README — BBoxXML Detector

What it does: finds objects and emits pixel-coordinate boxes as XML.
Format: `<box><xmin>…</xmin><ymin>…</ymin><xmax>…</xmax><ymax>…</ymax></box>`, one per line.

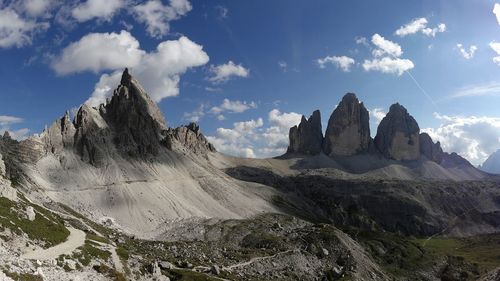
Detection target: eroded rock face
<box><xmin>103</xmin><ymin>68</ymin><xmax>167</xmax><ymax>158</ymax></box>
<box><xmin>74</xmin><ymin>104</ymin><xmax>109</xmax><ymax>166</ymax></box>
<box><xmin>39</xmin><ymin>69</ymin><xmax>215</xmax><ymax>166</ymax></box>
<box><xmin>419</xmin><ymin>133</ymin><xmax>443</xmax><ymax>163</ymax></box>
<box><xmin>374</xmin><ymin>103</ymin><xmax>420</xmax><ymax>161</ymax></box>
<box><xmin>164</xmin><ymin>123</ymin><xmax>216</xmax><ymax>155</ymax></box>
<box><xmin>42</xmin><ymin>111</ymin><xmax>76</xmax><ymax>154</ymax></box>
<box><xmin>323</xmin><ymin>93</ymin><xmax>370</xmax><ymax>156</ymax></box>
<box><xmin>287</xmin><ymin>110</ymin><xmax>323</xmax><ymax>155</ymax></box>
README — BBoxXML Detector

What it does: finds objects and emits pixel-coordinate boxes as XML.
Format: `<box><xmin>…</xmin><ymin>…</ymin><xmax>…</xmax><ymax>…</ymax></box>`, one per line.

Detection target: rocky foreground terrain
<box><xmin>0</xmin><ymin>69</ymin><xmax>500</xmax><ymax>280</ymax></box>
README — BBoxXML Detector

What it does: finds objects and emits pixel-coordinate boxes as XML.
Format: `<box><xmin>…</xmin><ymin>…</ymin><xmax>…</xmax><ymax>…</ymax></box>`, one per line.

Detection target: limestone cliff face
<box><xmin>419</xmin><ymin>133</ymin><xmax>443</xmax><ymax>163</ymax></box>
<box><xmin>287</xmin><ymin>110</ymin><xmax>323</xmax><ymax>155</ymax></box>
<box><xmin>42</xmin><ymin>111</ymin><xmax>76</xmax><ymax>154</ymax></box>
<box><xmin>38</xmin><ymin>69</ymin><xmax>215</xmax><ymax>167</ymax></box>
<box><xmin>374</xmin><ymin>103</ymin><xmax>420</xmax><ymax>161</ymax></box>
<box><xmin>323</xmin><ymin>93</ymin><xmax>370</xmax><ymax>156</ymax></box>
<box><xmin>164</xmin><ymin>123</ymin><xmax>216</xmax><ymax>155</ymax></box>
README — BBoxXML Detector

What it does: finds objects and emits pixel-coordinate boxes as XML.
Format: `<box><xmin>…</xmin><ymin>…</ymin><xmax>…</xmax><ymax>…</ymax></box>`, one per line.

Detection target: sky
<box><xmin>1</xmin><ymin>0</ymin><xmax>500</xmax><ymax>165</ymax></box>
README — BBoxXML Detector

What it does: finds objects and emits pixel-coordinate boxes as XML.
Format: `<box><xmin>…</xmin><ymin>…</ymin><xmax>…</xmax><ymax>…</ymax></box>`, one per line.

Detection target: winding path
<box><xmin>22</xmin><ymin>227</ymin><xmax>86</xmax><ymax>260</ymax></box>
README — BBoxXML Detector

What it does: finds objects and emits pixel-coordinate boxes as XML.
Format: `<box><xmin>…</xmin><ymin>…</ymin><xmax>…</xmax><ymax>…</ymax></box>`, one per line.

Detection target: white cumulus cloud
<box><xmin>24</xmin><ymin>0</ymin><xmax>53</xmax><ymax>16</ymax></box>
<box><xmin>395</xmin><ymin>17</ymin><xmax>446</xmax><ymax>37</ymax></box>
<box><xmin>52</xmin><ymin>30</ymin><xmax>145</xmax><ymax>75</ymax></box>
<box><xmin>0</xmin><ymin>115</ymin><xmax>29</xmax><ymax>140</ymax></box>
<box><xmin>489</xmin><ymin>41</ymin><xmax>500</xmax><ymax>65</ymax></box>
<box><xmin>317</xmin><ymin>55</ymin><xmax>355</xmax><ymax>72</ymax></box>
<box><xmin>72</xmin><ymin>0</ymin><xmax>124</xmax><ymax>22</ymax></box>
<box><xmin>369</xmin><ymin>108</ymin><xmax>386</xmax><ymax>124</ymax></box>
<box><xmin>456</xmin><ymin>44</ymin><xmax>477</xmax><ymax>60</ymax></box>
<box><xmin>0</xmin><ymin>8</ymin><xmax>49</xmax><ymax>48</ymax></box>
<box><xmin>209</xmin><ymin>99</ymin><xmax>257</xmax><ymax>114</ymax></box>
<box><xmin>494</xmin><ymin>3</ymin><xmax>500</xmax><ymax>25</ymax></box>
<box><xmin>132</xmin><ymin>0</ymin><xmax>192</xmax><ymax>38</ymax></box>
<box><xmin>77</xmin><ymin>34</ymin><xmax>209</xmax><ymax>106</ymax></box>
<box><xmin>208</xmin><ymin>61</ymin><xmax>249</xmax><ymax>84</ymax></box>
<box><xmin>371</xmin><ymin>33</ymin><xmax>403</xmax><ymax>57</ymax></box>
<box><xmin>362</xmin><ymin>57</ymin><xmax>414</xmax><ymax>76</ymax></box>
<box><xmin>207</xmin><ymin>109</ymin><xmax>301</xmax><ymax>158</ymax></box>
<box><xmin>423</xmin><ymin>113</ymin><xmax>500</xmax><ymax>165</ymax></box>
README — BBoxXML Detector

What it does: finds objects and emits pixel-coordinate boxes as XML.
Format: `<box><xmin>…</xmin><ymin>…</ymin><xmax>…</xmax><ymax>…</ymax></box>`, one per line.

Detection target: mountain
<box><xmin>480</xmin><ymin>149</ymin><xmax>500</xmax><ymax>174</ymax></box>
<box><xmin>0</xmin><ymin>71</ymin><xmax>500</xmax><ymax>280</ymax></box>
<box><xmin>284</xmin><ymin>93</ymin><xmax>485</xmax><ymax>181</ymax></box>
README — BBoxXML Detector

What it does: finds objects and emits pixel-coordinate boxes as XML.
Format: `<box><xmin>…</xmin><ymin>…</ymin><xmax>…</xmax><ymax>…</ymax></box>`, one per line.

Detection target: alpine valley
<box><xmin>1</xmin><ymin>69</ymin><xmax>500</xmax><ymax>281</ymax></box>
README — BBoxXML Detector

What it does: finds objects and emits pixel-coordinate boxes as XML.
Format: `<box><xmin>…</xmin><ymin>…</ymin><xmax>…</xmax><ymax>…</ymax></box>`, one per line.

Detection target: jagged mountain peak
<box><xmin>323</xmin><ymin>92</ymin><xmax>371</xmax><ymax>156</ymax></box>
<box><xmin>106</xmin><ymin>68</ymin><xmax>167</xmax><ymax>130</ymax></box>
<box><xmin>287</xmin><ymin>110</ymin><xmax>323</xmax><ymax>155</ymax></box>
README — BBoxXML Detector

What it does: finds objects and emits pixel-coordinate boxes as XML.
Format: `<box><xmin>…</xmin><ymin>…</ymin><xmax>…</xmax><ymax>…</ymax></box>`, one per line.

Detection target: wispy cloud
<box><xmin>447</xmin><ymin>82</ymin><xmax>500</xmax><ymax>99</ymax></box>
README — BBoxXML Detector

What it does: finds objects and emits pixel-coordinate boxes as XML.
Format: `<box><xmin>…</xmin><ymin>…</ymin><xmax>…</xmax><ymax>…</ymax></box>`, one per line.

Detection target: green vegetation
<box><xmin>72</xmin><ymin>240</ymin><xmax>111</xmax><ymax>266</ymax></box>
<box><xmin>166</xmin><ymin>269</ymin><xmax>221</xmax><ymax>281</ymax></box>
<box><xmin>415</xmin><ymin>235</ymin><xmax>500</xmax><ymax>273</ymax></box>
<box><xmin>93</xmin><ymin>264</ymin><xmax>127</xmax><ymax>281</ymax></box>
<box><xmin>3</xmin><ymin>271</ymin><xmax>43</xmax><ymax>281</ymax></box>
<box><xmin>116</xmin><ymin>245</ymin><xmax>129</xmax><ymax>261</ymax></box>
<box><xmin>0</xmin><ymin>197</ymin><xmax>69</xmax><ymax>247</ymax></box>
<box><xmin>87</xmin><ymin>233</ymin><xmax>110</xmax><ymax>244</ymax></box>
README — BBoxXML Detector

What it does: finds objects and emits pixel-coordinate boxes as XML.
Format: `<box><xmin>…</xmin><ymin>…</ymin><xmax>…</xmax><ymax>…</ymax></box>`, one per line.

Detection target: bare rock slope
<box><xmin>15</xmin><ymin>69</ymin><xmax>279</xmax><ymax>238</ymax></box>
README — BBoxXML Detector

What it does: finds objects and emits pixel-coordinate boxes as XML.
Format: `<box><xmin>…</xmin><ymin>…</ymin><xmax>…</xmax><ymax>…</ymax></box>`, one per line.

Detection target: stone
<box><xmin>26</xmin><ymin>206</ymin><xmax>36</xmax><ymax>221</ymax></box>
<box><xmin>287</xmin><ymin>110</ymin><xmax>323</xmax><ymax>155</ymax></box>
<box><xmin>322</xmin><ymin>248</ymin><xmax>329</xmax><ymax>256</ymax></box>
<box><xmin>159</xmin><ymin>261</ymin><xmax>174</xmax><ymax>270</ymax></box>
<box><xmin>374</xmin><ymin>103</ymin><xmax>420</xmax><ymax>161</ymax></box>
<box><xmin>419</xmin><ymin>133</ymin><xmax>443</xmax><ymax>163</ymax></box>
<box><xmin>0</xmin><ymin>153</ymin><xmax>5</xmax><ymax>177</ymax></box>
<box><xmin>211</xmin><ymin>264</ymin><xmax>221</xmax><ymax>275</ymax></box>
<box><xmin>323</xmin><ymin>93</ymin><xmax>371</xmax><ymax>156</ymax></box>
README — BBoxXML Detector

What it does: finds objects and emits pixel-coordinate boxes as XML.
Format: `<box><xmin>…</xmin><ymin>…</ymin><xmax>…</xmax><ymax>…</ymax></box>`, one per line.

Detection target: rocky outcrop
<box><xmin>287</xmin><ymin>110</ymin><xmax>323</xmax><ymax>155</ymax></box>
<box><xmin>419</xmin><ymin>133</ymin><xmax>443</xmax><ymax>163</ymax></box>
<box><xmin>164</xmin><ymin>123</ymin><xmax>216</xmax><ymax>155</ymax></box>
<box><xmin>374</xmin><ymin>103</ymin><xmax>420</xmax><ymax>161</ymax></box>
<box><xmin>323</xmin><ymin>93</ymin><xmax>370</xmax><ymax>156</ymax></box>
<box><xmin>102</xmin><ymin>68</ymin><xmax>167</xmax><ymax>157</ymax></box>
<box><xmin>42</xmin><ymin>111</ymin><xmax>76</xmax><ymax>154</ymax></box>
<box><xmin>74</xmin><ymin>104</ymin><xmax>109</xmax><ymax>166</ymax></box>
<box><xmin>37</xmin><ymin>69</ymin><xmax>215</xmax><ymax>166</ymax></box>
<box><xmin>441</xmin><ymin>152</ymin><xmax>473</xmax><ymax>168</ymax></box>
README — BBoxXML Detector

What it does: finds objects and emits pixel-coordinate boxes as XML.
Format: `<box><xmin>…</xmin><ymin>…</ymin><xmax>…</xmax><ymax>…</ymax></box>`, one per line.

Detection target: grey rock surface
<box><xmin>323</xmin><ymin>93</ymin><xmax>370</xmax><ymax>156</ymax></box>
<box><xmin>419</xmin><ymin>133</ymin><xmax>443</xmax><ymax>163</ymax></box>
<box><xmin>374</xmin><ymin>103</ymin><xmax>420</xmax><ymax>161</ymax></box>
<box><xmin>287</xmin><ymin>110</ymin><xmax>323</xmax><ymax>155</ymax></box>
<box><xmin>163</xmin><ymin>122</ymin><xmax>216</xmax><ymax>155</ymax></box>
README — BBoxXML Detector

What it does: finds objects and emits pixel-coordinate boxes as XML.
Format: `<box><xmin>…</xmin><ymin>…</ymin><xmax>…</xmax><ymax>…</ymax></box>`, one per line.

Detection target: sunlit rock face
<box><xmin>374</xmin><ymin>103</ymin><xmax>420</xmax><ymax>161</ymax></box>
<box><xmin>323</xmin><ymin>93</ymin><xmax>370</xmax><ymax>156</ymax></box>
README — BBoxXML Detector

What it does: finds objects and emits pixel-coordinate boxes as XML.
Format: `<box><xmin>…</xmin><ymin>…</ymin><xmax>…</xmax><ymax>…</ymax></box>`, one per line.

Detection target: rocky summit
<box><xmin>419</xmin><ymin>132</ymin><xmax>444</xmax><ymax>163</ymax></box>
<box><xmin>0</xmin><ymin>71</ymin><xmax>498</xmax><ymax>281</ymax></box>
<box><xmin>287</xmin><ymin>110</ymin><xmax>323</xmax><ymax>155</ymax></box>
<box><xmin>374</xmin><ymin>103</ymin><xmax>420</xmax><ymax>161</ymax></box>
<box><xmin>323</xmin><ymin>93</ymin><xmax>371</xmax><ymax>156</ymax></box>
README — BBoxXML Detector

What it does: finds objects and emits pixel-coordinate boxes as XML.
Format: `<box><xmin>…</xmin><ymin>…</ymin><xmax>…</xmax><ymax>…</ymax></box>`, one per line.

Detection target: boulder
<box><xmin>374</xmin><ymin>103</ymin><xmax>420</xmax><ymax>161</ymax></box>
<box><xmin>323</xmin><ymin>93</ymin><xmax>370</xmax><ymax>156</ymax></box>
<box><xmin>419</xmin><ymin>133</ymin><xmax>443</xmax><ymax>163</ymax></box>
<box><xmin>287</xmin><ymin>110</ymin><xmax>323</xmax><ymax>155</ymax></box>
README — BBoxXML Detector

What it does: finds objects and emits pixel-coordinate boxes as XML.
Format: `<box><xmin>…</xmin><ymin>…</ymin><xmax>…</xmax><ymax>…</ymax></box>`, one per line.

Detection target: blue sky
<box><xmin>1</xmin><ymin>0</ymin><xmax>500</xmax><ymax>164</ymax></box>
